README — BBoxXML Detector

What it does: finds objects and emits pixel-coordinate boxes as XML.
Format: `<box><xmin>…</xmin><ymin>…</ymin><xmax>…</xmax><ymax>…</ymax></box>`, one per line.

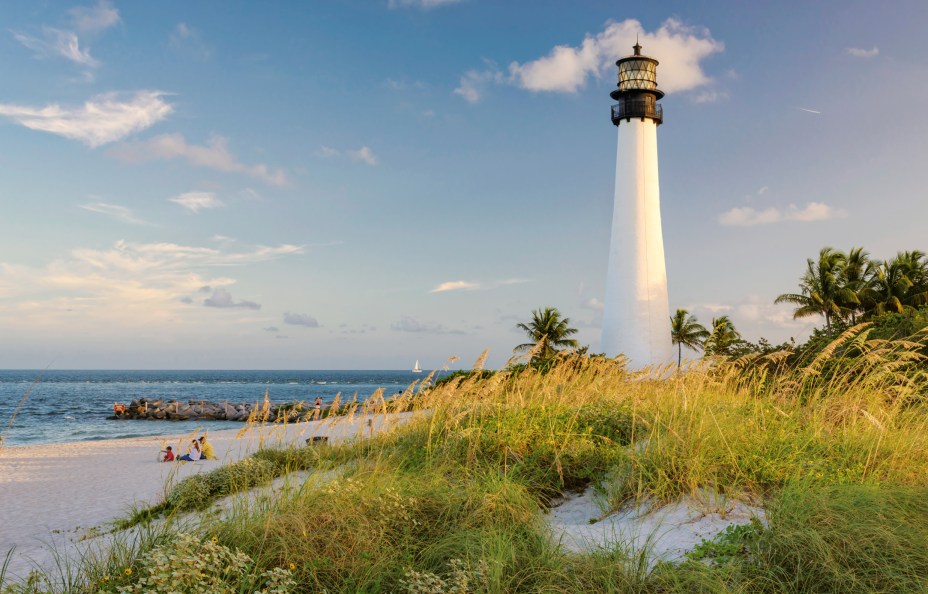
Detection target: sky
<box><xmin>1</xmin><ymin>1</ymin><xmax>927</xmax><ymax>370</ymax></box>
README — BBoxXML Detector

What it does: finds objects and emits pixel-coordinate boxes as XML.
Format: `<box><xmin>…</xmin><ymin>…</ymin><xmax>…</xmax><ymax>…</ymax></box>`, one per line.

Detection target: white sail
<box><xmin>412</xmin><ymin>360</ymin><xmax>422</xmax><ymax>373</ymax></box>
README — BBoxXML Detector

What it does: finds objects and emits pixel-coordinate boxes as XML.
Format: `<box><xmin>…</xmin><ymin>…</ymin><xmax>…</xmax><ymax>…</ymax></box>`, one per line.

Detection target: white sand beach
<box><xmin>0</xmin><ymin>412</ymin><xmax>410</xmax><ymax>581</ymax></box>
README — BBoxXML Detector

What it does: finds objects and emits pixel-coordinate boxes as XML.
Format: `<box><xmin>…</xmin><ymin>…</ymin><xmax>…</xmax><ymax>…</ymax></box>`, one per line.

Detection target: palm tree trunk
<box><xmin>677</xmin><ymin>343</ymin><xmax>682</xmax><ymax>368</ymax></box>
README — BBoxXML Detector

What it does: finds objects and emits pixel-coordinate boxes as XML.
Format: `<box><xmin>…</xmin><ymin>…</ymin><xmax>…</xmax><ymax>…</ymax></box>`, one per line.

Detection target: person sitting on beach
<box><xmin>177</xmin><ymin>439</ymin><xmax>201</xmax><ymax>462</ymax></box>
<box><xmin>314</xmin><ymin>396</ymin><xmax>322</xmax><ymax>420</ymax></box>
<box><xmin>198</xmin><ymin>435</ymin><xmax>215</xmax><ymax>460</ymax></box>
<box><xmin>161</xmin><ymin>446</ymin><xmax>175</xmax><ymax>462</ymax></box>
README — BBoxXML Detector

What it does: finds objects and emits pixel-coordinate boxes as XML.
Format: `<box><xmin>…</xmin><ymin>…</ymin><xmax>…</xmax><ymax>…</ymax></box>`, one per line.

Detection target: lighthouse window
<box><xmin>618</xmin><ymin>59</ymin><xmax>658</xmax><ymax>92</ymax></box>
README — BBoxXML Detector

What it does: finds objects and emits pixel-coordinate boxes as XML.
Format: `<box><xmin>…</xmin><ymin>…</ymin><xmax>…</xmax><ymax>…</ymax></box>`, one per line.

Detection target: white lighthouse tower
<box><xmin>601</xmin><ymin>43</ymin><xmax>674</xmax><ymax>368</ymax></box>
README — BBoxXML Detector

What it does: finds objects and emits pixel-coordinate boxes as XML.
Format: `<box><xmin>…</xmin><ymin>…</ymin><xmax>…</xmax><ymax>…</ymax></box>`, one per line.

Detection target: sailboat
<box><xmin>412</xmin><ymin>360</ymin><xmax>422</xmax><ymax>373</ymax></box>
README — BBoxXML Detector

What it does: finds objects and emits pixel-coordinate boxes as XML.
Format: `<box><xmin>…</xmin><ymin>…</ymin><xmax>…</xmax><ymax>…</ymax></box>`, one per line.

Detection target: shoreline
<box><xmin>0</xmin><ymin>412</ymin><xmax>413</xmax><ymax>582</ymax></box>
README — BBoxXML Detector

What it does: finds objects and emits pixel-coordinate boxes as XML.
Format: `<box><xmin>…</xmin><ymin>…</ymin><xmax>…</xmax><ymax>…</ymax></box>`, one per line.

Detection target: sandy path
<box><xmin>0</xmin><ymin>412</ymin><xmax>412</xmax><ymax>580</ymax></box>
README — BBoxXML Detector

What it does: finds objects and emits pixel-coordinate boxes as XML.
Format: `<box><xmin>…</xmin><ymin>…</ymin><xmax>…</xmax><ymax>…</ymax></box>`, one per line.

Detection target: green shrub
<box><xmin>748</xmin><ymin>483</ymin><xmax>928</xmax><ymax>593</ymax></box>
<box><xmin>104</xmin><ymin>532</ymin><xmax>294</xmax><ymax>594</ymax></box>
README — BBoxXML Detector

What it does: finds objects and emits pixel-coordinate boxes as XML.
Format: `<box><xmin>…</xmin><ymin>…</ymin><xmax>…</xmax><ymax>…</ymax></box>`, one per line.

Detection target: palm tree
<box><xmin>863</xmin><ymin>251</ymin><xmax>928</xmax><ymax>316</ymax></box>
<box><xmin>775</xmin><ymin>247</ymin><xmax>853</xmax><ymax>329</ymax></box>
<box><xmin>669</xmin><ymin>309</ymin><xmax>709</xmax><ymax>368</ymax></box>
<box><xmin>514</xmin><ymin>307</ymin><xmax>579</xmax><ymax>363</ymax></box>
<box><xmin>837</xmin><ymin>247</ymin><xmax>872</xmax><ymax>323</ymax></box>
<box><xmin>897</xmin><ymin>250</ymin><xmax>928</xmax><ymax>308</ymax></box>
<box><xmin>704</xmin><ymin>315</ymin><xmax>741</xmax><ymax>357</ymax></box>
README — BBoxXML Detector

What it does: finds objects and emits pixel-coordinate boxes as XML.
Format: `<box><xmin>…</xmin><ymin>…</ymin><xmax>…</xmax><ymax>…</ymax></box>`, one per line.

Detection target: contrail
<box><xmin>796</xmin><ymin>107</ymin><xmax>822</xmax><ymax>114</ymax></box>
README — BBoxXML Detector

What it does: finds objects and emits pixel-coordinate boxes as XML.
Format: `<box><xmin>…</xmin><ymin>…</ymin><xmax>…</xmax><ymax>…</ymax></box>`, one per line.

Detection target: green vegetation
<box><xmin>513</xmin><ymin>306</ymin><xmax>579</xmax><ymax>365</ymax></box>
<box><xmin>777</xmin><ymin>246</ymin><xmax>928</xmax><ymax>326</ymax></box>
<box><xmin>5</xmin><ymin>326</ymin><xmax>928</xmax><ymax>593</ymax></box>
<box><xmin>669</xmin><ymin>308</ymin><xmax>709</xmax><ymax>368</ymax></box>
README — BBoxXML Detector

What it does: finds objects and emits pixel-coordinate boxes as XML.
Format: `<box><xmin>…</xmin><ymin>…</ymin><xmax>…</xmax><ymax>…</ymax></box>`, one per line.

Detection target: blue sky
<box><xmin>1</xmin><ymin>0</ymin><xmax>926</xmax><ymax>369</ymax></box>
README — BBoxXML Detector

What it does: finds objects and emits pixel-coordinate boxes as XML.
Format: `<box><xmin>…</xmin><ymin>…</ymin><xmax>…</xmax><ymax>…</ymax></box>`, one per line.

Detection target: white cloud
<box><xmin>719</xmin><ymin>202</ymin><xmax>847</xmax><ymax>226</ymax></box>
<box><xmin>719</xmin><ymin>206</ymin><xmax>782</xmax><ymax>226</ymax></box>
<box><xmin>203</xmin><ymin>287</ymin><xmax>260</xmax><ymax>310</ymax></box>
<box><xmin>0</xmin><ymin>91</ymin><xmax>172</xmax><ymax>147</ymax></box>
<box><xmin>429</xmin><ymin>278</ymin><xmax>528</xmax><ymax>293</ymax></box>
<box><xmin>453</xmin><ymin>68</ymin><xmax>505</xmax><ymax>103</ymax></box>
<box><xmin>507</xmin><ymin>18</ymin><xmax>723</xmax><ymax>95</ymax></box>
<box><xmin>846</xmin><ymin>46</ymin><xmax>879</xmax><ymax>58</ymax></box>
<box><xmin>283</xmin><ymin>312</ymin><xmax>319</xmax><ymax>327</ymax></box>
<box><xmin>388</xmin><ymin>0</ymin><xmax>463</xmax><ymax>9</ymax></box>
<box><xmin>169</xmin><ymin>191</ymin><xmax>225</xmax><ymax>213</ymax></box>
<box><xmin>71</xmin><ymin>240</ymin><xmax>304</xmax><ymax>270</ymax></box>
<box><xmin>788</xmin><ymin>202</ymin><xmax>847</xmax><ymax>222</ymax></box>
<box><xmin>430</xmin><ymin>280</ymin><xmax>479</xmax><ymax>293</ymax></box>
<box><xmin>12</xmin><ymin>2</ymin><xmax>119</xmax><ymax>72</ymax></box>
<box><xmin>79</xmin><ymin>202</ymin><xmax>147</xmax><ymax>225</ymax></box>
<box><xmin>108</xmin><ymin>133</ymin><xmax>288</xmax><ymax>186</ymax></box>
<box><xmin>70</xmin><ymin>0</ymin><xmax>120</xmax><ymax>34</ymax></box>
<box><xmin>690</xmin><ymin>90</ymin><xmax>728</xmax><ymax>104</ymax></box>
<box><xmin>692</xmin><ymin>297</ymin><xmax>816</xmax><ymax>337</ymax></box>
<box><xmin>318</xmin><ymin>145</ymin><xmax>379</xmax><ymax>166</ymax></box>
<box><xmin>391</xmin><ymin>316</ymin><xmax>465</xmax><ymax>334</ymax></box>
<box><xmin>0</xmin><ymin>239</ymin><xmax>302</xmax><ymax>327</ymax></box>
<box><xmin>13</xmin><ymin>28</ymin><xmax>98</xmax><ymax>67</ymax></box>
<box><xmin>348</xmin><ymin>146</ymin><xmax>378</xmax><ymax>166</ymax></box>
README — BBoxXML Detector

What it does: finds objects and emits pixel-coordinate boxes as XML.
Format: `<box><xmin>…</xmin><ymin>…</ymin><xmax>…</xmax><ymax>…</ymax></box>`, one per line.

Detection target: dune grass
<box><xmin>5</xmin><ymin>326</ymin><xmax>928</xmax><ymax>593</ymax></box>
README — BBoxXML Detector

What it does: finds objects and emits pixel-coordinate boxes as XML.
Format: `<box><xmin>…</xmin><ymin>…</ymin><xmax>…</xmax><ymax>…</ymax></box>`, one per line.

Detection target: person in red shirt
<box><xmin>162</xmin><ymin>446</ymin><xmax>175</xmax><ymax>462</ymax></box>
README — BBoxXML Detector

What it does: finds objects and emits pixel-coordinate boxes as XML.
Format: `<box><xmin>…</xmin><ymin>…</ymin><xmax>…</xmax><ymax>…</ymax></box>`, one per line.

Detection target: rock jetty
<box><xmin>111</xmin><ymin>397</ymin><xmax>329</xmax><ymax>422</ymax></box>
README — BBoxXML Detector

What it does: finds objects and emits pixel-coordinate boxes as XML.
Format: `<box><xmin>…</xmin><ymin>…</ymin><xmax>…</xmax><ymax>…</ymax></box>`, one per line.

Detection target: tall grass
<box><xmin>6</xmin><ymin>326</ymin><xmax>928</xmax><ymax>592</ymax></box>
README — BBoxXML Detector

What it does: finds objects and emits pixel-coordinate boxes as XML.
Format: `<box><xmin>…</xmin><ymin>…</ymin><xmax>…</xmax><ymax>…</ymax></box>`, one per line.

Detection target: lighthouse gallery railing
<box><xmin>611</xmin><ymin>101</ymin><xmax>663</xmax><ymax>125</ymax></box>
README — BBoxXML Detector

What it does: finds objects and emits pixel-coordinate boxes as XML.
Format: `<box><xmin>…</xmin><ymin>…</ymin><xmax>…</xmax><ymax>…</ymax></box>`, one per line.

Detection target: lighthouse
<box><xmin>601</xmin><ymin>42</ymin><xmax>674</xmax><ymax>368</ymax></box>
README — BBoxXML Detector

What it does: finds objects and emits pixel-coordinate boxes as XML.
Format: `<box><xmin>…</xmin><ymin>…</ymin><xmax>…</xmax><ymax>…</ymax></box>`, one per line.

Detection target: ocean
<box><xmin>0</xmin><ymin>370</ymin><xmax>436</xmax><ymax>447</ymax></box>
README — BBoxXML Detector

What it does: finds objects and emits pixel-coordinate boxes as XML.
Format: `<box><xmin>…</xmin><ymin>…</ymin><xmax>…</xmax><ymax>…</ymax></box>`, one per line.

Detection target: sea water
<box><xmin>0</xmin><ymin>370</ymin><xmax>434</xmax><ymax>447</ymax></box>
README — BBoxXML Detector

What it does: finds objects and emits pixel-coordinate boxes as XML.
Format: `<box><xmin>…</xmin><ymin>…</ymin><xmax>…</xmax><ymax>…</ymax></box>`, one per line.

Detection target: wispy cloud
<box><xmin>796</xmin><ymin>107</ymin><xmax>822</xmax><ymax>114</ymax></box>
<box><xmin>391</xmin><ymin>316</ymin><xmax>465</xmax><ymax>334</ymax></box>
<box><xmin>169</xmin><ymin>22</ymin><xmax>212</xmax><ymax>61</ymax></box>
<box><xmin>504</xmin><ymin>18</ymin><xmax>723</xmax><ymax>96</ymax></box>
<box><xmin>690</xmin><ymin>297</ymin><xmax>815</xmax><ymax>335</ymax></box>
<box><xmin>108</xmin><ymin>133</ymin><xmax>288</xmax><ymax>186</ymax></box>
<box><xmin>203</xmin><ymin>287</ymin><xmax>260</xmax><ymax>310</ymax></box>
<box><xmin>169</xmin><ymin>191</ymin><xmax>224</xmax><ymax>213</ymax></box>
<box><xmin>429</xmin><ymin>278</ymin><xmax>529</xmax><ymax>293</ymax></box>
<box><xmin>719</xmin><ymin>202</ymin><xmax>847</xmax><ymax>226</ymax></box>
<box><xmin>846</xmin><ymin>46</ymin><xmax>879</xmax><ymax>58</ymax></box>
<box><xmin>430</xmin><ymin>280</ymin><xmax>479</xmax><ymax>293</ymax></box>
<box><xmin>0</xmin><ymin>91</ymin><xmax>172</xmax><ymax>147</ymax></box>
<box><xmin>690</xmin><ymin>90</ymin><xmax>729</xmax><ymax>104</ymax></box>
<box><xmin>388</xmin><ymin>0</ymin><xmax>464</xmax><ymax>9</ymax></box>
<box><xmin>0</xmin><ymin>238</ymin><xmax>302</xmax><ymax>325</ymax></box>
<box><xmin>284</xmin><ymin>312</ymin><xmax>319</xmax><ymax>327</ymax></box>
<box><xmin>71</xmin><ymin>240</ymin><xmax>304</xmax><ymax>269</ymax></box>
<box><xmin>318</xmin><ymin>145</ymin><xmax>379</xmax><ymax>166</ymax></box>
<box><xmin>12</xmin><ymin>1</ymin><xmax>119</xmax><ymax>73</ymax></box>
<box><xmin>453</xmin><ymin>66</ymin><xmax>504</xmax><ymax>103</ymax></box>
<box><xmin>79</xmin><ymin>201</ymin><xmax>148</xmax><ymax>225</ymax></box>
<box><xmin>70</xmin><ymin>0</ymin><xmax>120</xmax><ymax>34</ymax></box>
<box><xmin>13</xmin><ymin>28</ymin><xmax>98</xmax><ymax>67</ymax></box>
